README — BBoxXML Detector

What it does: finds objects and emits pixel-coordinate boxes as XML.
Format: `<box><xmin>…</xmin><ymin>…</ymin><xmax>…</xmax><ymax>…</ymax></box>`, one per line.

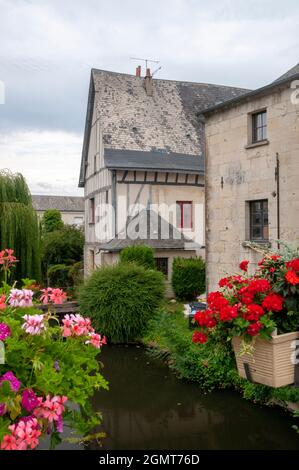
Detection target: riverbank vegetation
<box><xmin>142</xmin><ymin>301</ymin><xmax>299</xmax><ymax>410</ymax></box>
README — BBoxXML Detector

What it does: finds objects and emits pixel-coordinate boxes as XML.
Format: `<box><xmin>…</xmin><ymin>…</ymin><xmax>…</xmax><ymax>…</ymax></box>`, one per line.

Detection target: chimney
<box><xmin>135</xmin><ymin>65</ymin><xmax>141</xmax><ymax>77</ymax></box>
<box><xmin>144</xmin><ymin>68</ymin><xmax>153</xmax><ymax>96</ymax></box>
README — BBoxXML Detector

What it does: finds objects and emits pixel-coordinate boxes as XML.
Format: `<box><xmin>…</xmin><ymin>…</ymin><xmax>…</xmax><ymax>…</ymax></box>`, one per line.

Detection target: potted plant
<box><xmin>0</xmin><ymin>248</ymin><xmax>108</xmax><ymax>450</ymax></box>
<box><xmin>192</xmin><ymin>247</ymin><xmax>299</xmax><ymax>388</ymax></box>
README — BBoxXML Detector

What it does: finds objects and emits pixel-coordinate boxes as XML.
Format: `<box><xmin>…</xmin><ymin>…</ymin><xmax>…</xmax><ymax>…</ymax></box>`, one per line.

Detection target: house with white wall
<box><xmin>79</xmin><ymin>67</ymin><xmax>247</xmax><ymax>280</ymax></box>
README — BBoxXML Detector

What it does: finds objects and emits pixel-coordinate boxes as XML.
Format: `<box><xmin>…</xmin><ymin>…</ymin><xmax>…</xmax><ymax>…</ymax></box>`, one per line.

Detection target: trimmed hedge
<box><xmin>119</xmin><ymin>245</ymin><xmax>155</xmax><ymax>270</ymax></box>
<box><xmin>78</xmin><ymin>262</ymin><xmax>165</xmax><ymax>343</ymax></box>
<box><xmin>171</xmin><ymin>257</ymin><xmax>205</xmax><ymax>300</ymax></box>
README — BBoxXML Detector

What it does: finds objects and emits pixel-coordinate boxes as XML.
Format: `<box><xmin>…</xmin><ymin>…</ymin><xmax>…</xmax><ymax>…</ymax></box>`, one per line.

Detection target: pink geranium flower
<box><xmin>62</xmin><ymin>314</ymin><xmax>93</xmax><ymax>337</ymax></box>
<box><xmin>0</xmin><ymin>372</ymin><xmax>21</xmax><ymax>416</ymax></box>
<box><xmin>0</xmin><ymin>371</ymin><xmax>21</xmax><ymax>392</ymax></box>
<box><xmin>50</xmin><ymin>288</ymin><xmax>67</xmax><ymax>304</ymax></box>
<box><xmin>34</xmin><ymin>395</ymin><xmax>67</xmax><ymax>432</ymax></box>
<box><xmin>0</xmin><ymin>323</ymin><xmax>11</xmax><ymax>341</ymax></box>
<box><xmin>0</xmin><ymin>434</ymin><xmax>18</xmax><ymax>450</ymax></box>
<box><xmin>85</xmin><ymin>332</ymin><xmax>107</xmax><ymax>349</ymax></box>
<box><xmin>8</xmin><ymin>289</ymin><xmax>33</xmax><ymax>307</ymax></box>
<box><xmin>0</xmin><ymin>249</ymin><xmax>18</xmax><ymax>271</ymax></box>
<box><xmin>0</xmin><ymin>294</ymin><xmax>6</xmax><ymax>310</ymax></box>
<box><xmin>21</xmin><ymin>388</ymin><xmax>40</xmax><ymax>412</ymax></box>
<box><xmin>1</xmin><ymin>418</ymin><xmax>41</xmax><ymax>450</ymax></box>
<box><xmin>22</xmin><ymin>314</ymin><xmax>46</xmax><ymax>335</ymax></box>
<box><xmin>40</xmin><ymin>287</ymin><xmax>67</xmax><ymax>305</ymax></box>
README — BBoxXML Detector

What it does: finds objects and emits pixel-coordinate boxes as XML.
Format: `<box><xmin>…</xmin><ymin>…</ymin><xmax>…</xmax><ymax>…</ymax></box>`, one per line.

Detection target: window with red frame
<box><xmin>176</xmin><ymin>201</ymin><xmax>192</xmax><ymax>229</ymax></box>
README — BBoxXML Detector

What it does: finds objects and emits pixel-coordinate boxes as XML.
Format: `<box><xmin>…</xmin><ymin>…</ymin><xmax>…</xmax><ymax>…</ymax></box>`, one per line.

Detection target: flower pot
<box><xmin>232</xmin><ymin>331</ymin><xmax>299</xmax><ymax>388</ymax></box>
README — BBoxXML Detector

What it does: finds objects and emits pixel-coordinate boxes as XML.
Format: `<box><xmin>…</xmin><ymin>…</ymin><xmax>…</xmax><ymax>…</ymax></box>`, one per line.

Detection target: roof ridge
<box><xmin>91</xmin><ymin>67</ymin><xmax>249</xmax><ymax>91</ymax></box>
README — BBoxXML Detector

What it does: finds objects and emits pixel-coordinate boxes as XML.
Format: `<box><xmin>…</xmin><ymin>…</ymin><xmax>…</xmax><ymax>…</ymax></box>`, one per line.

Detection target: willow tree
<box><xmin>0</xmin><ymin>170</ymin><xmax>41</xmax><ymax>282</ymax></box>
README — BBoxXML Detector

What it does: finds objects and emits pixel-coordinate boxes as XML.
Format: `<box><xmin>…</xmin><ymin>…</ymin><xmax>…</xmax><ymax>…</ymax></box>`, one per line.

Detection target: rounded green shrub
<box><xmin>171</xmin><ymin>257</ymin><xmax>205</xmax><ymax>301</ymax></box>
<box><xmin>119</xmin><ymin>244</ymin><xmax>155</xmax><ymax>270</ymax></box>
<box><xmin>78</xmin><ymin>262</ymin><xmax>165</xmax><ymax>342</ymax></box>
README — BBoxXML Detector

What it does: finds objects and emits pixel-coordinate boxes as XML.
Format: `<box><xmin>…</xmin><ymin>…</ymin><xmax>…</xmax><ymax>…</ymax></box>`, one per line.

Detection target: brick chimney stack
<box><xmin>136</xmin><ymin>65</ymin><xmax>141</xmax><ymax>77</ymax></box>
<box><xmin>144</xmin><ymin>68</ymin><xmax>153</xmax><ymax>96</ymax></box>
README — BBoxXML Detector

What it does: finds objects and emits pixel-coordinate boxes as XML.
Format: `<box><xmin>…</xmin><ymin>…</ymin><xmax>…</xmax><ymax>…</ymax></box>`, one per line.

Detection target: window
<box><xmin>89</xmin><ymin>250</ymin><xmax>95</xmax><ymax>270</ymax></box>
<box><xmin>155</xmin><ymin>258</ymin><xmax>168</xmax><ymax>277</ymax></box>
<box><xmin>249</xmin><ymin>200</ymin><xmax>269</xmax><ymax>241</ymax></box>
<box><xmin>105</xmin><ymin>190</ymin><xmax>109</xmax><ymax>204</ymax></box>
<box><xmin>176</xmin><ymin>201</ymin><xmax>192</xmax><ymax>229</ymax></box>
<box><xmin>252</xmin><ymin>111</ymin><xmax>267</xmax><ymax>143</ymax></box>
<box><xmin>93</xmin><ymin>155</ymin><xmax>97</xmax><ymax>174</ymax></box>
<box><xmin>74</xmin><ymin>216</ymin><xmax>84</xmax><ymax>226</ymax></box>
<box><xmin>89</xmin><ymin>198</ymin><xmax>95</xmax><ymax>224</ymax></box>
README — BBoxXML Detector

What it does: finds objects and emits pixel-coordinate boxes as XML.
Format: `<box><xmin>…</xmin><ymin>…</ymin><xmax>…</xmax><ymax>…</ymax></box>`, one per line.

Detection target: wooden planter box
<box><xmin>232</xmin><ymin>331</ymin><xmax>299</xmax><ymax>388</ymax></box>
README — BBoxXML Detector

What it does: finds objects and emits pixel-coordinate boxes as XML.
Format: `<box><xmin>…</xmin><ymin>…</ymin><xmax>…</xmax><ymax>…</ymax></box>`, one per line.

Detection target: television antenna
<box><xmin>130</xmin><ymin>57</ymin><xmax>160</xmax><ymax>70</ymax></box>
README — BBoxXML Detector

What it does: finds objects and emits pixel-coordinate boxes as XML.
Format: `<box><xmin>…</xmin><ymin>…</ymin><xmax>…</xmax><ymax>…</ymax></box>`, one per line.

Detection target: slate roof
<box><xmin>99</xmin><ymin>208</ymin><xmax>201</xmax><ymax>252</ymax></box>
<box><xmin>274</xmin><ymin>63</ymin><xmax>299</xmax><ymax>82</ymax></box>
<box><xmin>104</xmin><ymin>148</ymin><xmax>204</xmax><ymax>174</ymax></box>
<box><xmin>200</xmin><ymin>63</ymin><xmax>299</xmax><ymax>116</ymax></box>
<box><xmin>32</xmin><ymin>195</ymin><xmax>84</xmax><ymax>212</ymax></box>
<box><xmin>79</xmin><ymin>69</ymin><xmax>249</xmax><ymax>186</ymax></box>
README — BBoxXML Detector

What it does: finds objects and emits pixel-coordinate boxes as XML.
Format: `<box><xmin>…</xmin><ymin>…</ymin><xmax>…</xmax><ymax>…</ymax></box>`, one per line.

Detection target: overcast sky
<box><xmin>0</xmin><ymin>0</ymin><xmax>298</xmax><ymax>196</ymax></box>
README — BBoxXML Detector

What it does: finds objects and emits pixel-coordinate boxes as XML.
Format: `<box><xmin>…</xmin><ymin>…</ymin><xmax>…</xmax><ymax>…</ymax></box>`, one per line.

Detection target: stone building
<box><xmin>32</xmin><ymin>195</ymin><xmax>84</xmax><ymax>226</ymax></box>
<box><xmin>201</xmin><ymin>64</ymin><xmax>299</xmax><ymax>291</ymax></box>
<box><xmin>79</xmin><ymin>67</ymin><xmax>247</xmax><ymax>280</ymax></box>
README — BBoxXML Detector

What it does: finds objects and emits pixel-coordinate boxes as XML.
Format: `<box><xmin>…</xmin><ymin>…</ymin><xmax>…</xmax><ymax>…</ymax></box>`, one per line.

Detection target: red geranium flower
<box><xmin>218</xmin><ymin>277</ymin><xmax>233</xmax><ymax>288</ymax></box>
<box><xmin>219</xmin><ymin>305</ymin><xmax>238</xmax><ymax>322</ymax></box>
<box><xmin>247</xmin><ymin>279</ymin><xmax>271</xmax><ymax>293</ymax></box>
<box><xmin>286</xmin><ymin>258</ymin><xmax>299</xmax><ymax>273</ymax></box>
<box><xmin>239</xmin><ymin>260</ymin><xmax>249</xmax><ymax>272</ymax></box>
<box><xmin>262</xmin><ymin>293</ymin><xmax>284</xmax><ymax>312</ymax></box>
<box><xmin>192</xmin><ymin>331</ymin><xmax>207</xmax><ymax>344</ymax></box>
<box><xmin>243</xmin><ymin>304</ymin><xmax>264</xmax><ymax>321</ymax></box>
<box><xmin>246</xmin><ymin>321</ymin><xmax>262</xmax><ymax>336</ymax></box>
<box><xmin>207</xmin><ymin>291</ymin><xmax>229</xmax><ymax>310</ymax></box>
<box><xmin>194</xmin><ymin>310</ymin><xmax>217</xmax><ymax>328</ymax></box>
<box><xmin>285</xmin><ymin>270</ymin><xmax>299</xmax><ymax>285</ymax></box>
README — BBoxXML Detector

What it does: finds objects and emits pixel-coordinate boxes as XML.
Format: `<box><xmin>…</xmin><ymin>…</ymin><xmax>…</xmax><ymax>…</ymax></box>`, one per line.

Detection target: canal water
<box><xmin>88</xmin><ymin>344</ymin><xmax>299</xmax><ymax>450</ymax></box>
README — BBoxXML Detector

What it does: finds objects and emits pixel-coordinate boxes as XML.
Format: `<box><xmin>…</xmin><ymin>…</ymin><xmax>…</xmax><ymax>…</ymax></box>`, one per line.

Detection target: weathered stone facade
<box><xmin>203</xmin><ymin>69</ymin><xmax>299</xmax><ymax>291</ymax></box>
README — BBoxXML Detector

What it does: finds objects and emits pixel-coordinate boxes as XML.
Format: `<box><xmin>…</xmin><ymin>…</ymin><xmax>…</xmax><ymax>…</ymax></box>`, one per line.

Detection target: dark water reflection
<box><xmin>89</xmin><ymin>345</ymin><xmax>299</xmax><ymax>450</ymax></box>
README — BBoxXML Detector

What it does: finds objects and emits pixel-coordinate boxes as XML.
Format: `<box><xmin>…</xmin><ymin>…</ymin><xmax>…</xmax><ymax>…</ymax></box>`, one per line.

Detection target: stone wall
<box><xmin>205</xmin><ymin>84</ymin><xmax>299</xmax><ymax>291</ymax></box>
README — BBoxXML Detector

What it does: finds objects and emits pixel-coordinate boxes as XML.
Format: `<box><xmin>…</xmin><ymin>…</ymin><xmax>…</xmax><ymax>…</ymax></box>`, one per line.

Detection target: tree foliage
<box><xmin>0</xmin><ymin>171</ymin><xmax>41</xmax><ymax>282</ymax></box>
<box><xmin>41</xmin><ymin>209</ymin><xmax>64</xmax><ymax>233</ymax></box>
<box><xmin>42</xmin><ymin>225</ymin><xmax>84</xmax><ymax>266</ymax></box>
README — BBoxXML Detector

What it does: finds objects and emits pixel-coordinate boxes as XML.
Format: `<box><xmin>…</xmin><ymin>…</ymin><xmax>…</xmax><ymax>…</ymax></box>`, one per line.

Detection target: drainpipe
<box><xmin>111</xmin><ymin>170</ymin><xmax>117</xmax><ymax>236</ymax></box>
<box><xmin>275</xmin><ymin>152</ymin><xmax>280</xmax><ymax>249</ymax></box>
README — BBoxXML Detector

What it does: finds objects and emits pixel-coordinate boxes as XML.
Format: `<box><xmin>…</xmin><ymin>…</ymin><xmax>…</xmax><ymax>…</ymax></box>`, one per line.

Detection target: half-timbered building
<box><xmin>79</xmin><ymin>67</ymin><xmax>247</xmax><ymax>282</ymax></box>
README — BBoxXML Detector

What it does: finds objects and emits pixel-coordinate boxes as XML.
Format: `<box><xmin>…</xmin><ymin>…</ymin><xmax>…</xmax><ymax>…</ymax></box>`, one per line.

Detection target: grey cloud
<box><xmin>0</xmin><ymin>0</ymin><xmax>298</xmax><ymax>195</ymax></box>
